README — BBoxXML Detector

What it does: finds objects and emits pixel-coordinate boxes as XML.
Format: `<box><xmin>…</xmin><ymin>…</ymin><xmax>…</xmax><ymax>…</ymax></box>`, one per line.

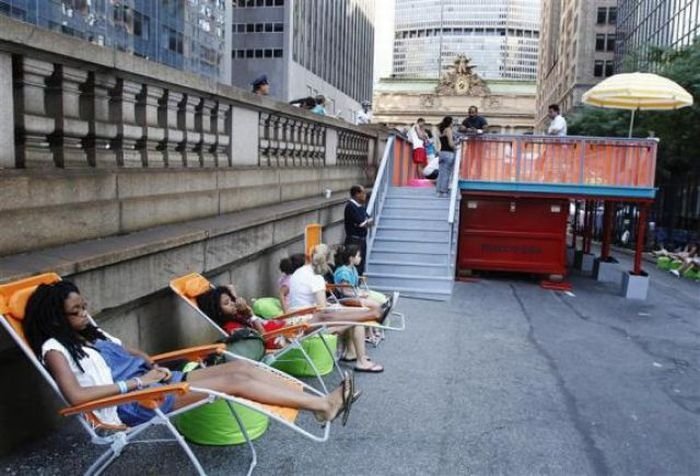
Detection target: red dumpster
<box><xmin>458</xmin><ymin>195</ymin><xmax>568</xmax><ymax>277</ymax></box>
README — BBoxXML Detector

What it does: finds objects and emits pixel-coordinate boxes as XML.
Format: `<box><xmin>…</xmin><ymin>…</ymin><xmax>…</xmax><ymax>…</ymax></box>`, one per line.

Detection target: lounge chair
<box><xmin>170</xmin><ymin>273</ymin><xmax>343</xmax><ymax>392</ymax></box>
<box><xmin>0</xmin><ymin>273</ymin><xmax>331</xmax><ymax>476</ymax></box>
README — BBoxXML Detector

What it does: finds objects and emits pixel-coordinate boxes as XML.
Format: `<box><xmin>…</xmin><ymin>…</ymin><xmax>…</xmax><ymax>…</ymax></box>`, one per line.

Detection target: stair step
<box><xmin>383</xmin><ymin>203</ymin><xmax>448</xmax><ymax>210</ymax></box>
<box><xmin>372</xmin><ymin>240</ymin><xmax>448</xmax><ymax>254</ymax></box>
<box><xmin>384</xmin><ymin>197</ymin><xmax>449</xmax><ymax>207</ymax></box>
<box><xmin>365</xmin><ymin>273</ymin><xmax>454</xmax><ymax>293</ymax></box>
<box><xmin>378</xmin><ymin>217</ymin><xmax>449</xmax><ymax>228</ymax></box>
<box><xmin>375</xmin><ymin>229</ymin><xmax>448</xmax><ymax>241</ymax></box>
<box><xmin>388</xmin><ymin>187</ymin><xmax>437</xmax><ymax>196</ymax></box>
<box><xmin>382</xmin><ymin>209</ymin><xmax>450</xmax><ymax>219</ymax></box>
<box><xmin>366</xmin><ymin>262</ymin><xmax>450</xmax><ymax>276</ymax></box>
<box><xmin>369</xmin><ymin>251</ymin><xmax>450</xmax><ymax>264</ymax></box>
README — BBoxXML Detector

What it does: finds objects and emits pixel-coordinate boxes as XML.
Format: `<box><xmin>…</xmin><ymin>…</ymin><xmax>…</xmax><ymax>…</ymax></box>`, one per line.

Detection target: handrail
<box><xmin>448</xmin><ymin>142</ymin><xmax>463</xmax><ymax>224</ymax></box>
<box><xmin>366</xmin><ymin>134</ymin><xmax>397</xmax><ymax>260</ymax></box>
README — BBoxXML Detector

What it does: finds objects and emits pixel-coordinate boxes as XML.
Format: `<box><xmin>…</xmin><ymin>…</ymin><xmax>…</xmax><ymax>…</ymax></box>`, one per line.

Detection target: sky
<box><xmin>373</xmin><ymin>0</ymin><xmax>396</xmax><ymax>85</ymax></box>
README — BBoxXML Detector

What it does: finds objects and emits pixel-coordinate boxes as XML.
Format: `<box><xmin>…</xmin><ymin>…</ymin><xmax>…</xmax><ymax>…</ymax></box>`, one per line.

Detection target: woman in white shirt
<box><xmin>289</xmin><ymin>244</ymin><xmax>384</xmax><ymax>373</ymax></box>
<box><xmin>24</xmin><ymin>281</ymin><xmax>356</xmax><ymax>427</ymax></box>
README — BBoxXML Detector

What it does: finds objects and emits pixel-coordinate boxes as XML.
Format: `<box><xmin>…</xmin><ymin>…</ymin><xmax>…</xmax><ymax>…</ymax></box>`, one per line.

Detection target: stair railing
<box><xmin>447</xmin><ymin>141</ymin><xmax>463</xmax><ymax>271</ymax></box>
<box><xmin>366</xmin><ymin>134</ymin><xmax>397</xmax><ymax>263</ymax></box>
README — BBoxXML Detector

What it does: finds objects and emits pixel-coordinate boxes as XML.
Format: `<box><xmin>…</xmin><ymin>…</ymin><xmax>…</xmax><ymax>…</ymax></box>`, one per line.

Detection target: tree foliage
<box><xmin>568</xmin><ymin>39</ymin><xmax>700</xmax><ymax>177</ymax></box>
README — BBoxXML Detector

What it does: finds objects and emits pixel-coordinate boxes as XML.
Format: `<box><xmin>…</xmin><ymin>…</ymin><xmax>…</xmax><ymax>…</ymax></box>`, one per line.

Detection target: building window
<box><xmin>608</xmin><ymin>7</ymin><xmax>617</xmax><ymax>25</ymax></box>
<box><xmin>236</xmin><ymin>23</ymin><xmax>245</xmax><ymax>33</ymax></box>
<box><xmin>255</xmin><ymin>49</ymin><xmax>263</xmax><ymax>58</ymax></box>
<box><xmin>255</xmin><ymin>23</ymin><xmax>263</xmax><ymax>32</ymax></box>
<box><xmin>606</xmin><ymin>34</ymin><xmax>615</xmax><ymax>52</ymax></box>
<box><xmin>596</xmin><ymin>34</ymin><xmax>605</xmax><ymax>51</ymax></box>
<box><xmin>273</xmin><ymin>49</ymin><xmax>283</xmax><ymax>57</ymax></box>
<box><xmin>605</xmin><ymin>61</ymin><xmax>614</xmax><ymax>77</ymax></box>
<box><xmin>264</xmin><ymin>49</ymin><xmax>273</xmax><ymax>58</ymax></box>
<box><xmin>597</xmin><ymin>7</ymin><xmax>607</xmax><ymax>25</ymax></box>
<box><xmin>246</xmin><ymin>49</ymin><xmax>254</xmax><ymax>58</ymax></box>
<box><xmin>236</xmin><ymin>49</ymin><xmax>245</xmax><ymax>58</ymax></box>
<box><xmin>594</xmin><ymin>60</ymin><xmax>604</xmax><ymax>77</ymax></box>
<box><xmin>273</xmin><ymin>23</ymin><xmax>283</xmax><ymax>32</ymax></box>
<box><xmin>246</xmin><ymin>24</ymin><xmax>254</xmax><ymax>33</ymax></box>
<box><xmin>275</xmin><ymin>0</ymin><xmax>283</xmax><ymax>5</ymax></box>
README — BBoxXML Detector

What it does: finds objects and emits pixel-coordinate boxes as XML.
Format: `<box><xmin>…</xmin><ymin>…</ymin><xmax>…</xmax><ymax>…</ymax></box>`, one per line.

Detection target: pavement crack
<box><xmin>510</xmin><ymin>284</ymin><xmax>611</xmax><ymax>476</ymax></box>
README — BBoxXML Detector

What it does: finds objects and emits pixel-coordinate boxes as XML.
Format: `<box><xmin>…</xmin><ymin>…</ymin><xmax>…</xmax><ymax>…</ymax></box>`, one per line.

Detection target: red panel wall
<box><xmin>458</xmin><ymin>195</ymin><xmax>569</xmax><ymax>276</ymax></box>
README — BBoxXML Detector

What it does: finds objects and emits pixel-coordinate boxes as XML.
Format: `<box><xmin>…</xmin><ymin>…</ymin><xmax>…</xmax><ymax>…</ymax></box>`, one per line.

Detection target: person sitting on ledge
<box><xmin>24</xmin><ymin>281</ymin><xmax>355</xmax><ymax>428</ymax></box>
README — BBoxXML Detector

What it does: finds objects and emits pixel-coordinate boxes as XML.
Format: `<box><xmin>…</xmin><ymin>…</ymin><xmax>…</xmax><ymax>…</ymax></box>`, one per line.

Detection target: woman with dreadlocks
<box><xmin>24</xmin><ymin>281</ymin><xmax>356</xmax><ymax>428</ymax></box>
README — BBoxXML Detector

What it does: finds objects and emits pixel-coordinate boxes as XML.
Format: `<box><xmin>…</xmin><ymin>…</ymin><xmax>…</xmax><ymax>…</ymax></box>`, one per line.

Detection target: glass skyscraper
<box><xmin>616</xmin><ymin>0</ymin><xmax>700</xmax><ymax>72</ymax></box>
<box><xmin>392</xmin><ymin>0</ymin><xmax>540</xmax><ymax>81</ymax></box>
<box><xmin>0</xmin><ymin>0</ymin><xmax>228</xmax><ymax>81</ymax></box>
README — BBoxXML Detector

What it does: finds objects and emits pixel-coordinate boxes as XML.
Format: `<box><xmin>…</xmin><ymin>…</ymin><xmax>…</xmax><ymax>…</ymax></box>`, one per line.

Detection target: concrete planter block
<box><xmin>621</xmin><ymin>271</ymin><xmax>649</xmax><ymax>300</ymax></box>
<box><xmin>594</xmin><ymin>257</ymin><xmax>622</xmax><ymax>284</ymax></box>
<box><xmin>575</xmin><ymin>251</ymin><xmax>595</xmax><ymax>274</ymax></box>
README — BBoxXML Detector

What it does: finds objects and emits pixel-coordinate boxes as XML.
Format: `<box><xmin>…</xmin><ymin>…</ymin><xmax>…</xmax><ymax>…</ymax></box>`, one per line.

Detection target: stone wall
<box><xmin>0</xmin><ymin>15</ymin><xmax>387</xmax><ymax>454</ymax></box>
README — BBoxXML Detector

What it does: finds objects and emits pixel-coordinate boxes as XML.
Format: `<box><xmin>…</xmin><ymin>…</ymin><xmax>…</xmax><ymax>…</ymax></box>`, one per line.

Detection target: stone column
<box><xmin>82</xmin><ymin>73</ymin><xmax>118</xmax><ymax>167</ymax></box>
<box><xmin>0</xmin><ymin>52</ymin><xmax>15</xmax><ymax>168</ymax></box>
<box><xmin>14</xmin><ymin>58</ymin><xmax>55</xmax><ymax>167</ymax></box>
<box><xmin>325</xmin><ymin>128</ymin><xmax>338</xmax><ymax>166</ymax></box>
<box><xmin>230</xmin><ymin>106</ymin><xmax>259</xmax><ymax>166</ymax></box>
<box><xmin>158</xmin><ymin>90</ymin><xmax>184</xmax><ymax>167</ymax></box>
<box><xmin>136</xmin><ymin>84</ymin><xmax>165</xmax><ymax>168</ymax></box>
<box><xmin>46</xmin><ymin>65</ymin><xmax>89</xmax><ymax>167</ymax></box>
<box><xmin>213</xmin><ymin>102</ymin><xmax>231</xmax><ymax>167</ymax></box>
<box><xmin>196</xmin><ymin>98</ymin><xmax>217</xmax><ymax>167</ymax></box>
<box><xmin>178</xmin><ymin>94</ymin><xmax>201</xmax><ymax>167</ymax></box>
<box><xmin>110</xmin><ymin>79</ymin><xmax>143</xmax><ymax>167</ymax></box>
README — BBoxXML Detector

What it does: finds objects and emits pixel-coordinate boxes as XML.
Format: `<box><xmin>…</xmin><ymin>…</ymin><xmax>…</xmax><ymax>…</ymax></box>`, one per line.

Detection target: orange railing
<box><xmin>391</xmin><ymin>135</ymin><xmax>418</xmax><ymax>186</ymax></box>
<box><xmin>459</xmin><ymin>135</ymin><xmax>657</xmax><ymax>189</ymax></box>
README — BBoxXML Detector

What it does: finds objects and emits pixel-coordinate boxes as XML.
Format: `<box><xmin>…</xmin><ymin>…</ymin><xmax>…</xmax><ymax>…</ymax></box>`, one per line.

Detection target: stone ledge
<box><xmin>0</xmin><ymin>192</ymin><xmax>348</xmax><ymax>283</ymax></box>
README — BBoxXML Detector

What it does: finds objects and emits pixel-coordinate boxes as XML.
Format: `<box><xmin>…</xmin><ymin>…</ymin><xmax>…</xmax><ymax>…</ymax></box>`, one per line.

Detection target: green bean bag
<box><xmin>270</xmin><ymin>334</ymin><xmax>338</xmax><ymax>377</ymax></box>
<box><xmin>656</xmin><ymin>256</ymin><xmax>672</xmax><ymax>270</ymax></box>
<box><xmin>252</xmin><ymin>297</ymin><xmax>284</xmax><ymax>319</ymax></box>
<box><xmin>670</xmin><ymin>260</ymin><xmax>684</xmax><ymax>270</ymax></box>
<box><xmin>174</xmin><ymin>400</ymin><xmax>269</xmax><ymax>446</ymax></box>
<box><xmin>682</xmin><ymin>268</ymin><xmax>700</xmax><ymax>280</ymax></box>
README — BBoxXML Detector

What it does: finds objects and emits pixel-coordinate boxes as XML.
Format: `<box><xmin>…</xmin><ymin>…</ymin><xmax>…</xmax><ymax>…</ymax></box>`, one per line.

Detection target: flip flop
<box><xmin>342</xmin><ymin>371</ymin><xmax>356</xmax><ymax>426</ymax></box>
<box><xmin>354</xmin><ymin>362</ymin><xmax>384</xmax><ymax>373</ymax></box>
<box><xmin>339</xmin><ymin>355</ymin><xmax>357</xmax><ymax>363</ymax></box>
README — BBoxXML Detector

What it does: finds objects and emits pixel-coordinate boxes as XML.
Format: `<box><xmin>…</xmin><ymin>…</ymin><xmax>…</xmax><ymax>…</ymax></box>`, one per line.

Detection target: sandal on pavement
<box><xmin>354</xmin><ymin>362</ymin><xmax>384</xmax><ymax>373</ymax></box>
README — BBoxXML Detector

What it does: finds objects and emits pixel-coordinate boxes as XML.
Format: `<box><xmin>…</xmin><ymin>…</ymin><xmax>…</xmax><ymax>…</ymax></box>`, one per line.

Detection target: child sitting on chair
<box><xmin>333</xmin><ymin>244</ymin><xmax>392</xmax><ymax>345</ymax></box>
<box><xmin>278</xmin><ymin>254</ymin><xmax>306</xmax><ymax>313</ymax></box>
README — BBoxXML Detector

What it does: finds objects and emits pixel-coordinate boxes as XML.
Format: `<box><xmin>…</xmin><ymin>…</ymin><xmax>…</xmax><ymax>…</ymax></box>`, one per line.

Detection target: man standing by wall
<box><xmin>344</xmin><ymin>185</ymin><xmax>373</xmax><ymax>275</ymax></box>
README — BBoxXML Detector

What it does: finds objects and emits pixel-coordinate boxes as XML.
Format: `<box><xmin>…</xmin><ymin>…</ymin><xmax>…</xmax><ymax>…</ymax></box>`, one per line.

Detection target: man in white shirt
<box><xmin>547</xmin><ymin>104</ymin><xmax>567</xmax><ymax>136</ymax></box>
<box><xmin>356</xmin><ymin>100</ymin><xmax>372</xmax><ymax>125</ymax></box>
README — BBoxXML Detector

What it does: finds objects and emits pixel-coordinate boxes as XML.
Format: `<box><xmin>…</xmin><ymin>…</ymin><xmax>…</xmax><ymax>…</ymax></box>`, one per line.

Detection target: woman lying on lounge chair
<box><xmin>24</xmin><ymin>281</ymin><xmax>355</xmax><ymax>428</ymax></box>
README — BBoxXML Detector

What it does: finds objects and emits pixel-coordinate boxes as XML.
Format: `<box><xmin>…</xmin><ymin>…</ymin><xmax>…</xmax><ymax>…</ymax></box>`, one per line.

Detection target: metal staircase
<box><xmin>364</xmin><ymin>135</ymin><xmax>461</xmax><ymax>301</ymax></box>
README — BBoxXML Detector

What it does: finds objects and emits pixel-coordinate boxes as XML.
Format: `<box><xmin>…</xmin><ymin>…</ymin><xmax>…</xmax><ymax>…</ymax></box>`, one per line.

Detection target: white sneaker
<box><xmin>670</xmin><ymin>269</ymin><xmax>680</xmax><ymax>277</ymax></box>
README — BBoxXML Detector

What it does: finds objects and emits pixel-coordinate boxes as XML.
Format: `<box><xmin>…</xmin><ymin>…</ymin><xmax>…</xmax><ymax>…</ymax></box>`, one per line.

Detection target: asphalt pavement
<box><xmin>2</xmin><ymin>251</ymin><xmax>699</xmax><ymax>475</ymax></box>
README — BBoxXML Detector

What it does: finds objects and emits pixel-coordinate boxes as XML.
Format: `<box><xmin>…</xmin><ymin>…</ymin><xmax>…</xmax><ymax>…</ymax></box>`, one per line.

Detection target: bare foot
<box><xmin>313</xmin><ymin>379</ymin><xmax>349</xmax><ymax>422</ymax></box>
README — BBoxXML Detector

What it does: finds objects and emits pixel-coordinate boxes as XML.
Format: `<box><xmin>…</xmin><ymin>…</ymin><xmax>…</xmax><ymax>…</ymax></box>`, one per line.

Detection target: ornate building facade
<box><xmin>373</xmin><ymin>56</ymin><xmax>535</xmax><ymax>133</ymax></box>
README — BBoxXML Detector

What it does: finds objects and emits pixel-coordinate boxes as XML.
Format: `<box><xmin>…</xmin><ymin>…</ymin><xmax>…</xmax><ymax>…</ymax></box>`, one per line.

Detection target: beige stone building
<box><xmin>536</xmin><ymin>0</ymin><xmax>618</xmax><ymax>131</ymax></box>
<box><xmin>373</xmin><ymin>57</ymin><xmax>536</xmax><ymax>133</ymax></box>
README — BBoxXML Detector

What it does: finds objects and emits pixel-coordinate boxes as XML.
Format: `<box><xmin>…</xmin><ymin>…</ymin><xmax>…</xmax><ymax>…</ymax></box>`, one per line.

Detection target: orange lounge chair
<box><xmin>170</xmin><ymin>273</ymin><xmax>344</xmax><ymax>392</ymax></box>
<box><xmin>0</xmin><ymin>273</ymin><xmax>331</xmax><ymax>476</ymax></box>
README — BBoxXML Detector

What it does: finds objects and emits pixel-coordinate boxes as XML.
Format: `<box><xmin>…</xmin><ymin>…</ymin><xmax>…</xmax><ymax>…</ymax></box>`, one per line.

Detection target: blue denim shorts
<box><xmin>116</xmin><ymin>370</ymin><xmax>185</xmax><ymax>427</ymax></box>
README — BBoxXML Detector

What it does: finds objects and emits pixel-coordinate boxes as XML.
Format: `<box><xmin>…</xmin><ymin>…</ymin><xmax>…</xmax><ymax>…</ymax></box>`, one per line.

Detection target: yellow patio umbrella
<box><xmin>582</xmin><ymin>72</ymin><xmax>693</xmax><ymax>137</ymax></box>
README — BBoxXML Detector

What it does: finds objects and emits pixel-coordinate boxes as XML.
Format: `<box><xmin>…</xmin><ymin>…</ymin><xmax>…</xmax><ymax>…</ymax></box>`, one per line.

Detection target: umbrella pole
<box><xmin>628</xmin><ymin>108</ymin><xmax>637</xmax><ymax>138</ymax></box>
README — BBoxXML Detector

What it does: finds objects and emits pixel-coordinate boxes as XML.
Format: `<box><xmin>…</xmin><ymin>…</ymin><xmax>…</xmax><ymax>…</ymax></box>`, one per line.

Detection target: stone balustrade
<box><xmin>0</xmin><ymin>15</ymin><xmax>377</xmax><ymax>171</ymax></box>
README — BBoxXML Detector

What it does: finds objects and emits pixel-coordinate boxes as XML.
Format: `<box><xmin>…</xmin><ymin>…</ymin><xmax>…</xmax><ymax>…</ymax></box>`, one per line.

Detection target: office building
<box><xmin>231</xmin><ymin>0</ymin><xmax>375</xmax><ymax>123</ymax></box>
<box><xmin>391</xmin><ymin>0</ymin><xmax>540</xmax><ymax>81</ymax></box>
<box><xmin>616</xmin><ymin>0</ymin><xmax>700</xmax><ymax>72</ymax></box>
<box><xmin>535</xmin><ymin>0</ymin><xmax>617</xmax><ymax>131</ymax></box>
<box><xmin>0</xmin><ymin>0</ymin><xmax>230</xmax><ymax>83</ymax></box>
